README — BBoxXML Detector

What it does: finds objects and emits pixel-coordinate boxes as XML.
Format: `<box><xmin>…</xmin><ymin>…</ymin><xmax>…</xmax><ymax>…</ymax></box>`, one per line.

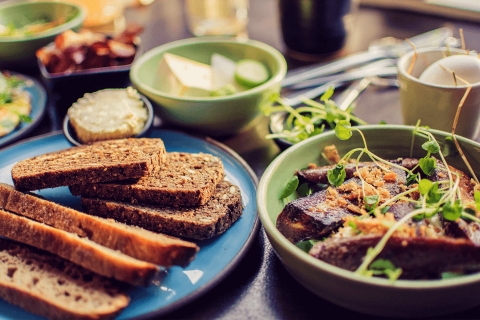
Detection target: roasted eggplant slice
<box><xmin>309</xmin><ymin>235</ymin><xmax>480</xmax><ymax>279</ymax></box>
<box><xmin>278</xmin><ymin>160</ymin><xmax>410</xmax><ymax>243</ymax></box>
<box><xmin>276</xmin><ymin>190</ymin><xmax>351</xmax><ymax>243</ymax></box>
<box><xmin>296</xmin><ymin>158</ymin><xmax>417</xmax><ymax>185</ymax></box>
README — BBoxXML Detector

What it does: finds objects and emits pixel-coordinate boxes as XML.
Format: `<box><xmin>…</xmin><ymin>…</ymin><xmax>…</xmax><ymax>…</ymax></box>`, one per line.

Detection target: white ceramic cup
<box><xmin>397</xmin><ymin>47</ymin><xmax>480</xmax><ymax>140</ymax></box>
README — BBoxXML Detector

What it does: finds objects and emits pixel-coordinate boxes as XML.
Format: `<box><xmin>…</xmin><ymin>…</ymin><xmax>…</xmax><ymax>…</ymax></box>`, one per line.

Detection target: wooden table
<box><xmin>5</xmin><ymin>0</ymin><xmax>480</xmax><ymax>318</ymax></box>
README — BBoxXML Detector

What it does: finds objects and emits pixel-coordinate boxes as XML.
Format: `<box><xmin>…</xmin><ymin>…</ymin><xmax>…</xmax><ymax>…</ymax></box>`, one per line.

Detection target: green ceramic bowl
<box><xmin>129</xmin><ymin>37</ymin><xmax>287</xmax><ymax>136</ymax></box>
<box><xmin>0</xmin><ymin>0</ymin><xmax>85</xmax><ymax>68</ymax></box>
<box><xmin>258</xmin><ymin>124</ymin><xmax>480</xmax><ymax>318</ymax></box>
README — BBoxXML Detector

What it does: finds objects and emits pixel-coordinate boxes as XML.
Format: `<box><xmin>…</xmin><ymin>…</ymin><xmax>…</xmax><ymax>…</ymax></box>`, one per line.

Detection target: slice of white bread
<box><xmin>11</xmin><ymin>138</ymin><xmax>166</xmax><ymax>191</ymax></box>
<box><xmin>70</xmin><ymin>152</ymin><xmax>225</xmax><ymax>206</ymax></box>
<box><xmin>0</xmin><ymin>209</ymin><xmax>158</xmax><ymax>286</ymax></box>
<box><xmin>0</xmin><ymin>183</ymin><xmax>199</xmax><ymax>267</ymax></box>
<box><xmin>81</xmin><ymin>180</ymin><xmax>244</xmax><ymax>240</ymax></box>
<box><xmin>0</xmin><ymin>237</ymin><xmax>129</xmax><ymax>320</ymax></box>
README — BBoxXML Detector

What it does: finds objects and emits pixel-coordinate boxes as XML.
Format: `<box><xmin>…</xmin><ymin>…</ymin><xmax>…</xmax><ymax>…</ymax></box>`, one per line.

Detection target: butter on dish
<box><xmin>68</xmin><ymin>87</ymin><xmax>148</xmax><ymax>144</ymax></box>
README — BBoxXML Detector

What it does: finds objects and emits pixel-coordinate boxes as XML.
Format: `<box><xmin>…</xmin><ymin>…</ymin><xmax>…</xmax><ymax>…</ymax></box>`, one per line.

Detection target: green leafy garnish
<box><xmin>441</xmin><ymin>271</ymin><xmax>464</xmax><ymax>279</ymax></box>
<box><xmin>280</xmin><ymin>175</ymin><xmax>299</xmax><ymax>200</ymax></box>
<box><xmin>327</xmin><ymin>164</ymin><xmax>346</xmax><ymax>187</ymax></box>
<box><xmin>19</xmin><ymin>115</ymin><xmax>32</xmax><ymax>123</ymax></box>
<box><xmin>422</xmin><ymin>140</ymin><xmax>440</xmax><ymax>154</ymax></box>
<box><xmin>419</xmin><ymin>157</ymin><xmax>436</xmax><ymax>176</ymax></box>
<box><xmin>368</xmin><ymin>259</ymin><xmax>402</xmax><ymax>281</ymax></box>
<box><xmin>441</xmin><ymin>200</ymin><xmax>463</xmax><ymax>221</ymax></box>
<box><xmin>297</xmin><ymin>182</ymin><xmax>312</xmax><ymax>197</ymax></box>
<box><xmin>365</xmin><ymin>195</ymin><xmax>380</xmax><ymax>212</ymax></box>
<box><xmin>475</xmin><ymin>191</ymin><xmax>480</xmax><ymax>211</ymax></box>
<box><xmin>296</xmin><ymin>239</ymin><xmax>320</xmax><ymax>253</ymax></box>
<box><xmin>442</xmin><ymin>136</ymin><xmax>458</xmax><ymax>157</ymax></box>
<box><xmin>334</xmin><ymin>120</ymin><xmax>352</xmax><ymax>140</ymax></box>
<box><xmin>263</xmin><ymin>87</ymin><xmax>367</xmax><ymax>144</ymax></box>
<box><xmin>347</xmin><ymin>221</ymin><xmax>357</xmax><ymax>229</ymax></box>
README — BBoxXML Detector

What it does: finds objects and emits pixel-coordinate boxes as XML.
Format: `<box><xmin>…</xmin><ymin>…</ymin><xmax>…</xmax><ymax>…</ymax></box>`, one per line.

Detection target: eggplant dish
<box><xmin>277</xmin><ymin>155</ymin><xmax>480</xmax><ymax>280</ymax></box>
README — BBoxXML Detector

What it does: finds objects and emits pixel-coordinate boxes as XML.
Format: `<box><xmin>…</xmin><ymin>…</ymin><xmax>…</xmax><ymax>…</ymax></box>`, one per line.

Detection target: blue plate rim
<box><xmin>0</xmin><ymin>128</ymin><xmax>260</xmax><ymax>319</ymax></box>
<box><xmin>0</xmin><ymin>71</ymin><xmax>47</xmax><ymax>149</ymax></box>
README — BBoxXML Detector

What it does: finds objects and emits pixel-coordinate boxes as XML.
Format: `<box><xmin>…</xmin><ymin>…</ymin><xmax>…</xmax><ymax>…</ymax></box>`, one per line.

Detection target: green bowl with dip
<box><xmin>258</xmin><ymin>124</ymin><xmax>480</xmax><ymax>318</ymax></box>
<box><xmin>0</xmin><ymin>0</ymin><xmax>85</xmax><ymax>69</ymax></box>
<box><xmin>129</xmin><ymin>37</ymin><xmax>287</xmax><ymax>136</ymax></box>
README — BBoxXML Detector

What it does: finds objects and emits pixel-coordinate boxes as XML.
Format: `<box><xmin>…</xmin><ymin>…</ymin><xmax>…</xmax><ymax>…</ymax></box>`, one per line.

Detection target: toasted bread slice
<box><xmin>0</xmin><ymin>209</ymin><xmax>158</xmax><ymax>286</ymax></box>
<box><xmin>0</xmin><ymin>183</ymin><xmax>199</xmax><ymax>267</ymax></box>
<box><xmin>81</xmin><ymin>180</ymin><xmax>243</xmax><ymax>240</ymax></box>
<box><xmin>0</xmin><ymin>237</ymin><xmax>129</xmax><ymax>320</ymax></box>
<box><xmin>11</xmin><ymin>138</ymin><xmax>166</xmax><ymax>191</ymax></box>
<box><xmin>70</xmin><ymin>152</ymin><xmax>225</xmax><ymax>206</ymax></box>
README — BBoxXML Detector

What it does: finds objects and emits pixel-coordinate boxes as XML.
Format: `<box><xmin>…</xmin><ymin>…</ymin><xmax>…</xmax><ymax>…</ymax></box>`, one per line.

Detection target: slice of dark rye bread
<box><xmin>0</xmin><ymin>183</ymin><xmax>199</xmax><ymax>267</ymax></box>
<box><xmin>70</xmin><ymin>152</ymin><xmax>225</xmax><ymax>206</ymax></box>
<box><xmin>81</xmin><ymin>180</ymin><xmax>244</xmax><ymax>240</ymax></box>
<box><xmin>0</xmin><ymin>237</ymin><xmax>129</xmax><ymax>320</ymax></box>
<box><xmin>0</xmin><ymin>209</ymin><xmax>158</xmax><ymax>286</ymax></box>
<box><xmin>11</xmin><ymin>138</ymin><xmax>166</xmax><ymax>191</ymax></box>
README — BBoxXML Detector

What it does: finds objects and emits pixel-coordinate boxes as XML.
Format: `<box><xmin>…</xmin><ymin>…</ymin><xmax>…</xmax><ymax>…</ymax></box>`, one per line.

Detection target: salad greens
<box><xmin>0</xmin><ymin>72</ymin><xmax>31</xmax><ymax>137</ymax></box>
<box><xmin>0</xmin><ymin>15</ymin><xmax>70</xmax><ymax>37</ymax></box>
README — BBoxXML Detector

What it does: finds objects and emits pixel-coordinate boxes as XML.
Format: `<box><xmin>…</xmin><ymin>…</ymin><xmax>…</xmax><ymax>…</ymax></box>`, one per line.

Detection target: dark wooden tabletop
<box><xmin>3</xmin><ymin>0</ymin><xmax>480</xmax><ymax>319</ymax></box>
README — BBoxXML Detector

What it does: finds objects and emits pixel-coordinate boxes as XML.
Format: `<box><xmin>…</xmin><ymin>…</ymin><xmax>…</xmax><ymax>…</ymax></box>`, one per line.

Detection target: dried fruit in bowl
<box><xmin>36</xmin><ymin>25</ymin><xmax>143</xmax><ymax>74</ymax></box>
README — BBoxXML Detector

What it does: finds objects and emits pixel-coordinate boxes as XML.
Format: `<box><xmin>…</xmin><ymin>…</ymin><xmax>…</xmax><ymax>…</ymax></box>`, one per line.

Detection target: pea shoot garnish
<box><xmin>279</xmin><ymin>121</ymin><xmax>480</xmax><ymax>280</ymax></box>
<box><xmin>320</xmin><ymin>123</ymin><xmax>480</xmax><ymax>277</ymax></box>
<box><xmin>263</xmin><ymin>87</ymin><xmax>367</xmax><ymax>145</ymax></box>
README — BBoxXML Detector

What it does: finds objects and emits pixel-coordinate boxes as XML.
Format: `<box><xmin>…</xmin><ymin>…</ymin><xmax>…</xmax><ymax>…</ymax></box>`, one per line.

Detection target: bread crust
<box><xmin>70</xmin><ymin>152</ymin><xmax>225</xmax><ymax>206</ymax></box>
<box><xmin>0</xmin><ymin>183</ymin><xmax>199</xmax><ymax>267</ymax></box>
<box><xmin>0</xmin><ymin>238</ymin><xmax>129</xmax><ymax>320</ymax></box>
<box><xmin>11</xmin><ymin>138</ymin><xmax>166</xmax><ymax>191</ymax></box>
<box><xmin>81</xmin><ymin>180</ymin><xmax>244</xmax><ymax>240</ymax></box>
<box><xmin>0</xmin><ymin>209</ymin><xmax>158</xmax><ymax>286</ymax></box>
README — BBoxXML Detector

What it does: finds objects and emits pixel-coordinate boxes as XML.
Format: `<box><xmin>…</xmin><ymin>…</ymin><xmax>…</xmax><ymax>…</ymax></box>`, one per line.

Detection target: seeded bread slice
<box><xmin>70</xmin><ymin>152</ymin><xmax>225</xmax><ymax>206</ymax></box>
<box><xmin>81</xmin><ymin>180</ymin><xmax>244</xmax><ymax>240</ymax></box>
<box><xmin>11</xmin><ymin>138</ymin><xmax>166</xmax><ymax>191</ymax></box>
<box><xmin>0</xmin><ymin>209</ymin><xmax>158</xmax><ymax>286</ymax></box>
<box><xmin>0</xmin><ymin>237</ymin><xmax>129</xmax><ymax>320</ymax></box>
<box><xmin>0</xmin><ymin>183</ymin><xmax>199</xmax><ymax>267</ymax></box>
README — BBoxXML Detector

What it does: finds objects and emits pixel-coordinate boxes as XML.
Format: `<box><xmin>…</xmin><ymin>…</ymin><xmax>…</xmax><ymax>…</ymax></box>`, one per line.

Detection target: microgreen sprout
<box><xmin>366</xmin><ymin>258</ymin><xmax>402</xmax><ymax>282</ymax></box>
<box><xmin>263</xmin><ymin>87</ymin><xmax>367</xmax><ymax>144</ymax></box>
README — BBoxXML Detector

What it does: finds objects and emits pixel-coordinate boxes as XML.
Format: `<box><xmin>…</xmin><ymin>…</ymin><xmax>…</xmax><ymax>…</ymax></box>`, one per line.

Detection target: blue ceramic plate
<box><xmin>0</xmin><ymin>72</ymin><xmax>47</xmax><ymax>149</ymax></box>
<box><xmin>0</xmin><ymin>129</ymin><xmax>259</xmax><ymax>320</ymax></box>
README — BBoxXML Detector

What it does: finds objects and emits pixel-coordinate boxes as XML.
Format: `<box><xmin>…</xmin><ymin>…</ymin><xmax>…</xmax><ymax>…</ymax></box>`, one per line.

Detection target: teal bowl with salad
<box><xmin>258</xmin><ymin>124</ymin><xmax>480</xmax><ymax>318</ymax></box>
<box><xmin>129</xmin><ymin>37</ymin><xmax>287</xmax><ymax>136</ymax></box>
<box><xmin>0</xmin><ymin>0</ymin><xmax>85</xmax><ymax>68</ymax></box>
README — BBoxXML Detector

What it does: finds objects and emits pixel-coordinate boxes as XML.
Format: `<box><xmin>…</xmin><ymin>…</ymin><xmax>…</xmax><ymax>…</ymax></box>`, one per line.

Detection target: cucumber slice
<box><xmin>234</xmin><ymin>59</ymin><xmax>269</xmax><ymax>89</ymax></box>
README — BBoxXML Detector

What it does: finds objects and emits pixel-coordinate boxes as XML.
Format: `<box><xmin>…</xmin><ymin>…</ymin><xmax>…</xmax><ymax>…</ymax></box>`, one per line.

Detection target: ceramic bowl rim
<box><xmin>397</xmin><ymin>47</ymin><xmax>478</xmax><ymax>89</ymax></box>
<box><xmin>130</xmin><ymin>36</ymin><xmax>287</xmax><ymax>102</ymax></box>
<box><xmin>0</xmin><ymin>0</ymin><xmax>86</xmax><ymax>43</ymax></box>
<box><xmin>258</xmin><ymin>124</ymin><xmax>480</xmax><ymax>290</ymax></box>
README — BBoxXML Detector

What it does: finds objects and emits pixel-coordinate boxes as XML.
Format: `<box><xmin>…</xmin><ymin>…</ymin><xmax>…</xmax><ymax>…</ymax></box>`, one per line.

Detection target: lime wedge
<box><xmin>234</xmin><ymin>59</ymin><xmax>269</xmax><ymax>89</ymax></box>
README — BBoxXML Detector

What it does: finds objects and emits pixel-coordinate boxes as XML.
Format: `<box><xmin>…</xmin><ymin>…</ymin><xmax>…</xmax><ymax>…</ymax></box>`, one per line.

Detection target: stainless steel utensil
<box><xmin>289</xmin><ymin>58</ymin><xmax>397</xmax><ymax>90</ymax></box>
<box><xmin>282</xmin><ymin>27</ymin><xmax>457</xmax><ymax>88</ymax></box>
